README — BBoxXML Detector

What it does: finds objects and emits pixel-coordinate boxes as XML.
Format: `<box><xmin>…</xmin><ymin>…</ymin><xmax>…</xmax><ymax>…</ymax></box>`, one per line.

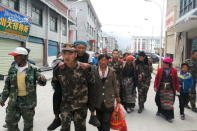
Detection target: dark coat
<box><xmin>90</xmin><ymin>67</ymin><xmax>119</xmax><ymax>110</ymax></box>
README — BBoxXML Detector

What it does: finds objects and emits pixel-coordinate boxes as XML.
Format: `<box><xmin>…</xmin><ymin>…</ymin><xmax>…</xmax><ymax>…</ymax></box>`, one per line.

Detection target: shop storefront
<box><xmin>27</xmin><ymin>36</ymin><xmax>44</xmax><ymax>66</ymax></box>
<box><xmin>0</xmin><ymin>5</ymin><xmax>31</xmax><ymax>75</ymax></box>
<box><xmin>48</xmin><ymin>40</ymin><xmax>58</xmax><ymax>66</ymax></box>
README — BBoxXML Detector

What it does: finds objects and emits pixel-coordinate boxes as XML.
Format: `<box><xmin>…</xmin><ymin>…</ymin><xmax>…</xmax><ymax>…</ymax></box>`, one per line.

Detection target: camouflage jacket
<box><xmin>51</xmin><ymin>62</ymin><xmax>95</xmax><ymax>112</ymax></box>
<box><xmin>135</xmin><ymin>61</ymin><xmax>152</xmax><ymax>84</ymax></box>
<box><xmin>0</xmin><ymin>64</ymin><xmax>46</xmax><ymax>108</ymax></box>
<box><xmin>108</xmin><ymin>59</ymin><xmax>123</xmax><ymax>81</ymax></box>
<box><xmin>185</xmin><ymin>58</ymin><xmax>197</xmax><ymax>81</ymax></box>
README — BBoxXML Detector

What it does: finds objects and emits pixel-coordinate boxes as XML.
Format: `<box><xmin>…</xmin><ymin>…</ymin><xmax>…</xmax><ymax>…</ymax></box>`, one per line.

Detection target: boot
<box><xmin>47</xmin><ymin>117</ymin><xmax>61</xmax><ymax>130</ymax></box>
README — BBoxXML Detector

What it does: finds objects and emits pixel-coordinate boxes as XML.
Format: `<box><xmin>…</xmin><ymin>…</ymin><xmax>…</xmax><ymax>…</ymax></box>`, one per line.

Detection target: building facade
<box><xmin>165</xmin><ymin>0</ymin><xmax>179</xmax><ymax>59</ymax></box>
<box><xmin>0</xmin><ymin>0</ymin><xmax>75</xmax><ymax>75</ymax></box>
<box><xmin>132</xmin><ymin>36</ymin><xmax>160</xmax><ymax>54</ymax></box>
<box><xmin>100</xmin><ymin>34</ymin><xmax>119</xmax><ymax>53</ymax></box>
<box><xmin>65</xmin><ymin>0</ymin><xmax>102</xmax><ymax>52</ymax></box>
<box><xmin>165</xmin><ymin>0</ymin><xmax>197</xmax><ymax>67</ymax></box>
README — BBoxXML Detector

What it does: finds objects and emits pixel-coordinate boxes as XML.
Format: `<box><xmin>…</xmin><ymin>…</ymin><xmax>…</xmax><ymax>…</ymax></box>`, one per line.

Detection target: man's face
<box><xmin>75</xmin><ymin>44</ymin><xmax>86</xmax><ymax>56</ymax></box>
<box><xmin>62</xmin><ymin>51</ymin><xmax>77</xmax><ymax>64</ymax></box>
<box><xmin>112</xmin><ymin>51</ymin><xmax>119</xmax><ymax>59</ymax></box>
<box><xmin>99</xmin><ymin>57</ymin><xmax>108</xmax><ymax>68</ymax></box>
<box><xmin>14</xmin><ymin>55</ymin><xmax>26</xmax><ymax>65</ymax></box>
<box><xmin>192</xmin><ymin>52</ymin><xmax>197</xmax><ymax>59</ymax></box>
<box><xmin>138</xmin><ymin>56</ymin><xmax>145</xmax><ymax>61</ymax></box>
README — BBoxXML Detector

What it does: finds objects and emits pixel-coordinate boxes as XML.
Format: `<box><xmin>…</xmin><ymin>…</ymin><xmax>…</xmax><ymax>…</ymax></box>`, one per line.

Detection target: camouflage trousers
<box><xmin>189</xmin><ymin>81</ymin><xmax>197</xmax><ymax>108</ymax></box>
<box><xmin>61</xmin><ymin>108</ymin><xmax>87</xmax><ymax>131</ymax></box>
<box><xmin>6</xmin><ymin>96</ymin><xmax>35</xmax><ymax>131</ymax></box>
<box><xmin>137</xmin><ymin>81</ymin><xmax>150</xmax><ymax>108</ymax></box>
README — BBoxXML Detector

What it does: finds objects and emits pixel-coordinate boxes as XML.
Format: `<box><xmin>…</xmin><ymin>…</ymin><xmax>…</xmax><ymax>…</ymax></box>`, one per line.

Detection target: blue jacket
<box><xmin>178</xmin><ymin>71</ymin><xmax>194</xmax><ymax>93</ymax></box>
<box><xmin>92</xmin><ymin>57</ymin><xmax>98</xmax><ymax>65</ymax></box>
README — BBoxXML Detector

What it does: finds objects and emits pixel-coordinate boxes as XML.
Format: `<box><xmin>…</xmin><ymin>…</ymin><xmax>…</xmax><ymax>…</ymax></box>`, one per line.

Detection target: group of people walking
<box><xmin>0</xmin><ymin>40</ymin><xmax>197</xmax><ymax>131</ymax></box>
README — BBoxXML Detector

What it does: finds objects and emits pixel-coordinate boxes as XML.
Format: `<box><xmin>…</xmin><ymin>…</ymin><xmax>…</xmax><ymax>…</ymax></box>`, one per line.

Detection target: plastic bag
<box><xmin>110</xmin><ymin>104</ymin><xmax>128</xmax><ymax>131</ymax></box>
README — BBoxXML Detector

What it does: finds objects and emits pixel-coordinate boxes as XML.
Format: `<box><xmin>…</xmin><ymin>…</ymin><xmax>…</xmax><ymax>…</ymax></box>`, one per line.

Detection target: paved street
<box><xmin>1</xmin><ymin>71</ymin><xmax>197</xmax><ymax>131</ymax></box>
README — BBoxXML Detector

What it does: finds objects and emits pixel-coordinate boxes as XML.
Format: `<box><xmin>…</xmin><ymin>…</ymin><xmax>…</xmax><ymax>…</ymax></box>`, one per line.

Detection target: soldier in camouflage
<box><xmin>51</xmin><ymin>44</ymin><xmax>95</xmax><ymax>131</ymax></box>
<box><xmin>135</xmin><ymin>51</ymin><xmax>153</xmax><ymax>113</ymax></box>
<box><xmin>0</xmin><ymin>47</ymin><xmax>46</xmax><ymax>131</ymax></box>
<box><xmin>108</xmin><ymin>49</ymin><xmax>123</xmax><ymax>99</ymax></box>
<box><xmin>185</xmin><ymin>50</ymin><xmax>197</xmax><ymax>112</ymax></box>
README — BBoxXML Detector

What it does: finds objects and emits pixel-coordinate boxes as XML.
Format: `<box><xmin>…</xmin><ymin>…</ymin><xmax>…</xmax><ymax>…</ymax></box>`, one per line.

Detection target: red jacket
<box><xmin>154</xmin><ymin>68</ymin><xmax>180</xmax><ymax>92</ymax></box>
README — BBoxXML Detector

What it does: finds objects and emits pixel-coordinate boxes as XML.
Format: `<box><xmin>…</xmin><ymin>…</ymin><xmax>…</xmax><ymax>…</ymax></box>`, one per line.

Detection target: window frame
<box><xmin>62</xmin><ymin>20</ymin><xmax>67</xmax><ymax>36</ymax></box>
<box><xmin>31</xmin><ymin>5</ymin><xmax>43</xmax><ymax>26</ymax></box>
<box><xmin>50</xmin><ymin>15</ymin><xmax>58</xmax><ymax>32</ymax></box>
<box><xmin>9</xmin><ymin>0</ymin><xmax>20</xmax><ymax>11</ymax></box>
<box><xmin>180</xmin><ymin>0</ymin><xmax>196</xmax><ymax>16</ymax></box>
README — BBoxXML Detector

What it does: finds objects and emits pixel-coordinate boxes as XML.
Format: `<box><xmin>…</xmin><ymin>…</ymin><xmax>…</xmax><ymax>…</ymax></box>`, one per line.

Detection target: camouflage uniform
<box><xmin>135</xmin><ymin>61</ymin><xmax>152</xmax><ymax>110</ymax></box>
<box><xmin>52</xmin><ymin>62</ymin><xmax>95</xmax><ymax>131</ymax></box>
<box><xmin>108</xmin><ymin>59</ymin><xmax>123</xmax><ymax>98</ymax></box>
<box><xmin>185</xmin><ymin>58</ymin><xmax>197</xmax><ymax>110</ymax></box>
<box><xmin>0</xmin><ymin>64</ymin><xmax>46</xmax><ymax>131</ymax></box>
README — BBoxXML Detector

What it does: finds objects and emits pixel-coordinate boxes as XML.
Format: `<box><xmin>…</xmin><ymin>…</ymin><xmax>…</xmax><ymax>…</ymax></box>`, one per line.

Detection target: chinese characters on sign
<box><xmin>0</xmin><ymin>5</ymin><xmax>31</xmax><ymax>42</ymax></box>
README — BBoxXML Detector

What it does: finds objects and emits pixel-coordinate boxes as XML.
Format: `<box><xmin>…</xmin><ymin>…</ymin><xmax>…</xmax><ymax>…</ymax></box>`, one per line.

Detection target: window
<box><xmin>62</xmin><ymin>21</ymin><xmax>67</xmax><ymax>36</ymax></box>
<box><xmin>180</xmin><ymin>0</ymin><xmax>196</xmax><ymax>16</ymax></box>
<box><xmin>9</xmin><ymin>0</ymin><xmax>19</xmax><ymax>11</ymax></box>
<box><xmin>50</xmin><ymin>15</ymin><xmax>58</xmax><ymax>32</ymax></box>
<box><xmin>31</xmin><ymin>5</ymin><xmax>42</xmax><ymax>26</ymax></box>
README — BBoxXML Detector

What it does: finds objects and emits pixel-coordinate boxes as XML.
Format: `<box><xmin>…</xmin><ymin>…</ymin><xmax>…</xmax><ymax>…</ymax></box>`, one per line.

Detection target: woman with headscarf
<box><xmin>121</xmin><ymin>55</ymin><xmax>136</xmax><ymax>113</ymax></box>
<box><xmin>154</xmin><ymin>57</ymin><xmax>179</xmax><ymax>123</ymax></box>
<box><xmin>135</xmin><ymin>51</ymin><xmax>152</xmax><ymax>113</ymax></box>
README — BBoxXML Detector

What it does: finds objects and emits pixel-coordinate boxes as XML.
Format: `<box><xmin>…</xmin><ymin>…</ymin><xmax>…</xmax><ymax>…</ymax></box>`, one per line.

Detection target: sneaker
<box><xmin>47</xmin><ymin>117</ymin><xmax>61</xmax><ymax>130</ymax></box>
<box><xmin>180</xmin><ymin>114</ymin><xmax>185</xmax><ymax>120</ymax></box>
<box><xmin>3</xmin><ymin>123</ymin><xmax>7</xmax><ymax>128</ymax></box>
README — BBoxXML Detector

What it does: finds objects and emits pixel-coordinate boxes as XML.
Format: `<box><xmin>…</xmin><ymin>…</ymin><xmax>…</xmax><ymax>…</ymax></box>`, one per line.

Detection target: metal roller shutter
<box><xmin>27</xmin><ymin>42</ymin><xmax>44</xmax><ymax>66</ymax></box>
<box><xmin>0</xmin><ymin>38</ymin><xmax>21</xmax><ymax>75</ymax></box>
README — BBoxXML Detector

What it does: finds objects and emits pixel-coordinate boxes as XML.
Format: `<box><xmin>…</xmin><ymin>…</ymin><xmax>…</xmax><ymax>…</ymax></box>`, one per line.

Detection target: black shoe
<box><xmin>89</xmin><ymin>115</ymin><xmax>101</xmax><ymax>127</ymax></box>
<box><xmin>3</xmin><ymin>123</ymin><xmax>7</xmax><ymax>128</ymax></box>
<box><xmin>166</xmin><ymin>118</ymin><xmax>173</xmax><ymax>123</ymax></box>
<box><xmin>180</xmin><ymin>114</ymin><xmax>185</xmax><ymax>120</ymax></box>
<box><xmin>191</xmin><ymin>107</ymin><xmax>197</xmax><ymax>113</ymax></box>
<box><xmin>138</xmin><ymin>108</ymin><xmax>143</xmax><ymax>113</ymax></box>
<box><xmin>47</xmin><ymin>117</ymin><xmax>61</xmax><ymax>130</ymax></box>
<box><xmin>185</xmin><ymin>105</ymin><xmax>191</xmax><ymax>109</ymax></box>
<box><xmin>156</xmin><ymin>111</ymin><xmax>161</xmax><ymax>116</ymax></box>
<box><xmin>126</xmin><ymin>108</ymin><xmax>134</xmax><ymax>113</ymax></box>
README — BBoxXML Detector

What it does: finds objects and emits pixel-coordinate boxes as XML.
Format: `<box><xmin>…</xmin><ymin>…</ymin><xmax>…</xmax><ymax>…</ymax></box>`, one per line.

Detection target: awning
<box><xmin>174</xmin><ymin>8</ymin><xmax>197</xmax><ymax>32</ymax></box>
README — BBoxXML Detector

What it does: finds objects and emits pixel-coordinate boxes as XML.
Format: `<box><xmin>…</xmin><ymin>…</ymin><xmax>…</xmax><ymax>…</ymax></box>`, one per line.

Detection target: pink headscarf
<box><xmin>162</xmin><ymin>57</ymin><xmax>173</xmax><ymax>64</ymax></box>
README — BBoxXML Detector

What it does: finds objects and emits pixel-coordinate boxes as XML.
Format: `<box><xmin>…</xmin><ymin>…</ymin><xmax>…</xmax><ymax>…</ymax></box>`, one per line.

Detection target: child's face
<box><xmin>181</xmin><ymin>65</ymin><xmax>188</xmax><ymax>73</ymax></box>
